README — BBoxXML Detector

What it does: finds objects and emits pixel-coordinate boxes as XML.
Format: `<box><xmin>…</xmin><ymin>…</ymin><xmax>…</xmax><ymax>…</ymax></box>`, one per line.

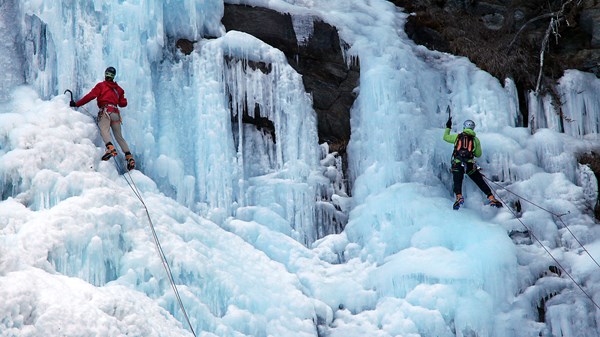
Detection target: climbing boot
<box><xmin>488</xmin><ymin>195</ymin><xmax>503</xmax><ymax>208</ymax></box>
<box><xmin>453</xmin><ymin>194</ymin><xmax>464</xmax><ymax>210</ymax></box>
<box><xmin>126</xmin><ymin>153</ymin><xmax>136</xmax><ymax>171</ymax></box>
<box><xmin>101</xmin><ymin>143</ymin><xmax>117</xmax><ymax>161</ymax></box>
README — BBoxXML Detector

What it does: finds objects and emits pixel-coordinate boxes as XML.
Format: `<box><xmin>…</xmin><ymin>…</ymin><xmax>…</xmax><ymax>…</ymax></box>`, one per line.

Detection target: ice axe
<box><xmin>64</xmin><ymin>89</ymin><xmax>78</xmax><ymax>108</ymax></box>
<box><xmin>65</xmin><ymin>89</ymin><xmax>95</xmax><ymax>121</ymax></box>
<box><xmin>64</xmin><ymin>89</ymin><xmax>73</xmax><ymax>101</ymax></box>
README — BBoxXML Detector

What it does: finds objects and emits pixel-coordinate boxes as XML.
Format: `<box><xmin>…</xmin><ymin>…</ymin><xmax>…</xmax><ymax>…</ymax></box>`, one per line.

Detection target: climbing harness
<box><xmin>99</xmin><ymin>104</ymin><xmax>122</xmax><ymax>125</ymax></box>
<box><xmin>102</xmin><ymin>87</ymin><xmax>123</xmax><ymax>125</ymax></box>
<box><xmin>66</xmin><ymin>90</ymin><xmax>197</xmax><ymax>336</ymax></box>
<box><xmin>483</xmin><ymin>175</ymin><xmax>600</xmax><ymax>311</ymax></box>
<box><xmin>451</xmin><ymin>161</ymin><xmax>480</xmax><ymax>176</ymax></box>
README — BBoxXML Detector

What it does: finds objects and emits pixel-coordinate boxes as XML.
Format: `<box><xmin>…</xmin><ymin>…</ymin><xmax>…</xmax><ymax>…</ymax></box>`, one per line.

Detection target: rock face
<box><xmin>221</xmin><ymin>4</ymin><xmax>359</xmax><ymax>153</ymax></box>
<box><xmin>220</xmin><ymin>5</ymin><xmax>355</xmax><ymax>235</ymax></box>
<box><xmin>396</xmin><ymin>0</ymin><xmax>600</xmax><ymax>85</ymax></box>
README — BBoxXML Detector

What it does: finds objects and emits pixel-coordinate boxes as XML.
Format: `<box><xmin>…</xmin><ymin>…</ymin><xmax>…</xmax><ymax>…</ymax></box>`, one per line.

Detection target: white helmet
<box><xmin>463</xmin><ymin>119</ymin><xmax>475</xmax><ymax>130</ymax></box>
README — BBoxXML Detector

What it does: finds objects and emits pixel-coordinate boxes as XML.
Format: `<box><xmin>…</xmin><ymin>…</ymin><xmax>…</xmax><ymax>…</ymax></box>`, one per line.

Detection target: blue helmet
<box><xmin>463</xmin><ymin>119</ymin><xmax>475</xmax><ymax>130</ymax></box>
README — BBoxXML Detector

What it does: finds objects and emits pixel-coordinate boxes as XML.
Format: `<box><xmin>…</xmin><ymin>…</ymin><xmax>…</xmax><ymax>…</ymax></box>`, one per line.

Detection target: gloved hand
<box><xmin>445</xmin><ymin>116</ymin><xmax>452</xmax><ymax>128</ymax></box>
<box><xmin>69</xmin><ymin>100</ymin><xmax>77</xmax><ymax>107</ymax></box>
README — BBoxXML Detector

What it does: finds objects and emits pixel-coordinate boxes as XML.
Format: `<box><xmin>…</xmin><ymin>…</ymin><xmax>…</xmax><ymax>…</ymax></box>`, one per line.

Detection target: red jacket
<box><xmin>76</xmin><ymin>80</ymin><xmax>127</xmax><ymax>109</ymax></box>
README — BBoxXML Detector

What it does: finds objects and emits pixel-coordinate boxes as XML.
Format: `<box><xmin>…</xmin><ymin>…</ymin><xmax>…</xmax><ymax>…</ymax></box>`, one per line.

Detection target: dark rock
<box><xmin>387</xmin><ymin>0</ymin><xmax>600</xmax><ymax>129</ymax></box>
<box><xmin>175</xmin><ymin>39</ymin><xmax>195</xmax><ymax>55</ymax></box>
<box><xmin>468</xmin><ymin>1</ymin><xmax>508</xmax><ymax>16</ymax></box>
<box><xmin>298</xmin><ymin>20</ymin><xmax>345</xmax><ymax>64</ymax></box>
<box><xmin>580</xmin><ymin>8</ymin><xmax>600</xmax><ymax>48</ymax></box>
<box><xmin>236</xmin><ymin>103</ymin><xmax>276</xmax><ymax>143</ymax></box>
<box><xmin>222</xmin><ymin>4</ymin><xmax>359</xmax><ymax>151</ymax></box>
<box><xmin>222</xmin><ymin>5</ymin><xmax>299</xmax><ymax>56</ymax></box>
<box><xmin>225</xmin><ymin>55</ymin><xmax>273</xmax><ymax>74</ymax></box>
<box><xmin>512</xmin><ymin>9</ymin><xmax>526</xmax><ymax>26</ymax></box>
<box><xmin>404</xmin><ymin>16</ymin><xmax>450</xmax><ymax>52</ymax></box>
<box><xmin>575</xmin><ymin>49</ymin><xmax>600</xmax><ymax>76</ymax></box>
<box><xmin>481</xmin><ymin>13</ymin><xmax>505</xmax><ymax>30</ymax></box>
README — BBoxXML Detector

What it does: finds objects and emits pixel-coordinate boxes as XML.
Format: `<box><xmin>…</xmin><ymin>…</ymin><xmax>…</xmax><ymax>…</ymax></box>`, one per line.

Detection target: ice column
<box><xmin>196</xmin><ymin>32</ymin><xmax>322</xmax><ymax>244</ymax></box>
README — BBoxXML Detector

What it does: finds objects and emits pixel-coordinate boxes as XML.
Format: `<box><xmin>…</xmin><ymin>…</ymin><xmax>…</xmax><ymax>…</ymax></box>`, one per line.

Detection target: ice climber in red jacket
<box><xmin>70</xmin><ymin>66</ymin><xmax>135</xmax><ymax>171</ymax></box>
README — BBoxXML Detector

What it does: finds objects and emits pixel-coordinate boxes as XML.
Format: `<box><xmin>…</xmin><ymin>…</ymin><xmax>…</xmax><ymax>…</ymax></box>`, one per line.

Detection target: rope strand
<box><xmin>118</xmin><ymin>162</ymin><xmax>197</xmax><ymax>336</ymax></box>
<box><xmin>484</xmin><ymin>176</ymin><xmax>600</xmax><ymax>270</ymax></box>
<box><xmin>80</xmin><ymin>105</ymin><xmax>197</xmax><ymax>336</ymax></box>
<box><xmin>484</xmin><ymin>176</ymin><xmax>600</xmax><ymax>311</ymax></box>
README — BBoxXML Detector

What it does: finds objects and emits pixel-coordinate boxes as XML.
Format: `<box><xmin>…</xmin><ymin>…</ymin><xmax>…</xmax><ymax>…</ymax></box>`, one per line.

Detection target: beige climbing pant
<box><xmin>98</xmin><ymin>110</ymin><xmax>130</xmax><ymax>153</ymax></box>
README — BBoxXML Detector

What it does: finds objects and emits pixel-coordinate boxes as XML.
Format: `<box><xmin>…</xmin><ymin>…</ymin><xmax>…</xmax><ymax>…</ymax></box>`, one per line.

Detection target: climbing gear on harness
<box><xmin>102</xmin><ymin>104</ymin><xmax>119</xmax><ymax>113</ymax></box>
<box><xmin>453</xmin><ymin>194</ymin><xmax>464</xmax><ymax>210</ymax></box>
<box><xmin>105</xmin><ymin>66</ymin><xmax>116</xmax><ymax>80</ymax></box>
<box><xmin>451</xmin><ymin>161</ymin><xmax>479</xmax><ymax>175</ymax></box>
<box><xmin>453</xmin><ymin>132</ymin><xmax>474</xmax><ymax>163</ymax></box>
<box><xmin>101</xmin><ymin>142</ymin><xmax>117</xmax><ymax>161</ymax></box>
<box><xmin>125</xmin><ymin>152</ymin><xmax>135</xmax><ymax>171</ymax></box>
<box><xmin>99</xmin><ymin>86</ymin><xmax>123</xmax><ymax>125</ymax></box>
<box><xmin>98</xmin><ymin>104</ymin><xmax>122</xmax><ymax>125</ymax></box>
<box><xmin>466</xmin><ymin>164</ymin><xmax>480</xmax><ymax>175</ymax></box>
<box><xmin>487</xmin><ymin>195</ymin><xmax>503</xmax><ymax>208</ymax></box>
<box><xmin>463</xmin><ymin>119</ymin><xmax>475</xmax><ymax>130</ymax></box>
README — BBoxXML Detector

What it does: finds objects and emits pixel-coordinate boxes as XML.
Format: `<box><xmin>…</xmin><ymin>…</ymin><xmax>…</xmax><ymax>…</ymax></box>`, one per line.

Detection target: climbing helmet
<box><xmin>105</xmin><ymin>66</ymin><xmax>116</xmax><ymax>80</ymax></box>
<box><xmin>463</xmin><ymin>119</ymin><xmax>475</xmax><ymax>130</ymax></box>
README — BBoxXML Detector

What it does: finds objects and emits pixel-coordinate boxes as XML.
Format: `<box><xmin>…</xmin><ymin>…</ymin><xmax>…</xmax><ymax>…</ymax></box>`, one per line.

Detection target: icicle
<box><xmin>291</xmin><ymin>15</ymin><xmax>315</xmax><ymax>46</ymax></box>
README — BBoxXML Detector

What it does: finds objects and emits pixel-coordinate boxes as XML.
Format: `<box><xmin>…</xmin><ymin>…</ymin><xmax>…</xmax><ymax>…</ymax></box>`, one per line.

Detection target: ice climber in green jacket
<box><xmin>444</xmin><ymin>117</ymin><xmax>502</xmax><ymax>210</ymax></box>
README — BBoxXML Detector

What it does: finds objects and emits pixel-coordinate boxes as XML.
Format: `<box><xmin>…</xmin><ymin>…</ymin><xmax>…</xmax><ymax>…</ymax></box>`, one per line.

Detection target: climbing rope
<box><xmin>483</xmin><ymin>175</ymin><xmax>600</xmax><ymax>311</ymax></box>
<box><xmin>114</xmin><ymin>159</ymin><xmax>197</xmax><ymax>337</ymax></box>
<box><xmin>483</xmin><ymin>175</ymin><xmax>600</xmax><ymax>269</ymax></box>
<box><xmin>69</xmin><ymin>97</ymin><xmax>197</xmax><ymax>336</ymax></box>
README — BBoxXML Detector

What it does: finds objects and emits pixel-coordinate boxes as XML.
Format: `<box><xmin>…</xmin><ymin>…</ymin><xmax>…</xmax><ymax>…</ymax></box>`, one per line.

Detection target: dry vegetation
<box><xmin>396</xmin><ymin>0</ymin><xmax>584</xmax><ymax>93</ymax></box>
<box><xmin>414</xmin><ymin>8</ymin><xmax>539</xmax><ymax>86</ymax></box>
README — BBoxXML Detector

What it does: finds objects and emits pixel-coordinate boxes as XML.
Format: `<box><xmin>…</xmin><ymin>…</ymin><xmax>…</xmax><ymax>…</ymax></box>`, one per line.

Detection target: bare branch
<box><xmin>507</xmin><ymin>0</ymin><xmax>582</xmax><ymax>54</ymax></box>
<box><xmin>507</xmin><ymin>12</ymin><xmax>556</xmax><ymax>53</ymax></box>
<box><xmin>535</xmin><ymin>17</ymin><xmax>557</xmax><ymax>93</ymax></box>
<box><xmin>531</xmin><ymin>0</ymin><xmax>582</xmax><ymax>93</ymax></box>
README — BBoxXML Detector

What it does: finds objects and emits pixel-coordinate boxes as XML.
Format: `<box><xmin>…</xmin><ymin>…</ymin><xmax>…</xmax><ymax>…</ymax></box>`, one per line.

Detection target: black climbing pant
<box><xmin>452</xmin><ymin>162</ymin><xmax>492</xmax><ymax>197</ymax></box>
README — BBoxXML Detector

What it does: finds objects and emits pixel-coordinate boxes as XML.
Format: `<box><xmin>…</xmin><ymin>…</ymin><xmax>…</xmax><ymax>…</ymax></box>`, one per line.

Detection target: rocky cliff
<box><xmin>396</xmin><ymin>0</ymin><xmax>600</xmax><ymax>125</ymax></box>
<box><xmin>216</xmin><ymin>1</ymin><xmax>600</xmax><ymax>143</ymax></box>
<box><xmin>211</xmin><ymin>2</ymin><xmax>600</xmax><ymax>219</ymax></box>
<box><xmin>221</xmin><ymin>4</ymin><xmax>359</xmax><ymax>154</ymax></box>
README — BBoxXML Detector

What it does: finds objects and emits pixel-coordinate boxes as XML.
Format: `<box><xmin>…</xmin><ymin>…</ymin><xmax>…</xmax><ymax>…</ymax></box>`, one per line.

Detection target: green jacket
<box><xmin>443</xmin><ymin>127</ymin><xmax>481</xmax><ymax>162</ymax></box>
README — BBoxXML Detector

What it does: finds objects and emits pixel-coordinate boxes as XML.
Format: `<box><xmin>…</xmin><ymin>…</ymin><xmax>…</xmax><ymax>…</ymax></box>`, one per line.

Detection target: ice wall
<box><xmin>7</xmin><ymin>0</ymin><xmax>600</xmax><ymax>336</ymax></box>
<box><xmin>17</xmin><ymin>0</ymin><xmax>340</xmax><ymax>244</ymax></box>
<box><xmin>528</xmin><ymin>70</ymin><xmax>600</xmax><ymax>138</ymax></box>
<box><xmin>18</xmin><ymin>0</ymin><xmax>224</xmax><ymax>162</ymax></box>
<box><xmin>0</xmin><ymin>0</ymin><xmax>26</xmax><ymax>102</ymax></box>
<box><xmin>0</xmin><ymin>87</ymin><xmax>330</xmax><ymax>337</ymax></box>
<box><xmin>149</xmin><ymin>30</ymin><xmax>327</xmax><ymax>243</ymax></box>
